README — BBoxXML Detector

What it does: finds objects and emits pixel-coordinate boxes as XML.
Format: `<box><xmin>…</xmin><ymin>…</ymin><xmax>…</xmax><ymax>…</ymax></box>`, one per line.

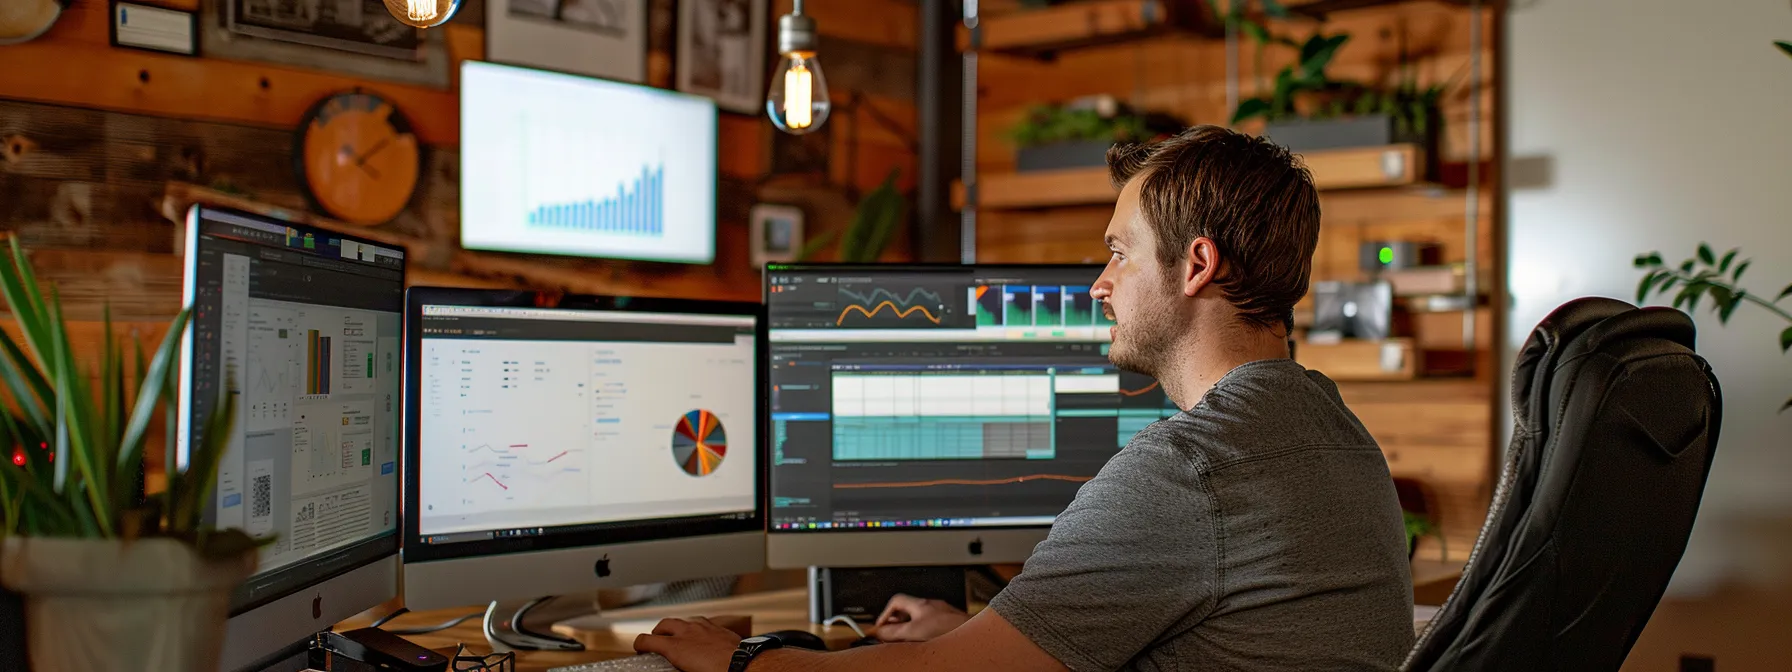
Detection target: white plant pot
<box><xmin>0</xmin><ymin>536</ymin><xmax>257</xmax><ymax>672</ymax></box>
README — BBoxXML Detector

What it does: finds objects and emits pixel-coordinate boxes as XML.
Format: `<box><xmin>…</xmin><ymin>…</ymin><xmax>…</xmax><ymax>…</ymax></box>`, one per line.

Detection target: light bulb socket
<box><xmin>777</xmin><ymin>12</ymin><xmax>817</xmax><ymax>55</ymax></box>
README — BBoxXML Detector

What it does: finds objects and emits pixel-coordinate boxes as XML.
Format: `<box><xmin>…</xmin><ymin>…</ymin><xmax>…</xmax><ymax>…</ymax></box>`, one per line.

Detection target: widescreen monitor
<box><xmin>400</xmin><ymin>289</ymin><xmax>765</xmax><ymax>632</ymax></box>
<box><xmin>459</xmin><ymin>60</ymin><xmax>717</xmax><ymax>264</ymax></box>
<box><xmin>177</xmin><ymin>205</ymin><xmax>407</xmax><ymax>670</ymax></box>
<box><xmin>763</xmin><ymin>263</ymin><xmax>1171</xmax><ymax>568</ymax></box>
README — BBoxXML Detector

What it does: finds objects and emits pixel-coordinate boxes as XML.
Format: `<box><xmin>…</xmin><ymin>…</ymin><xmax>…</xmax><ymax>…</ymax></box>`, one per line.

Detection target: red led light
<box><xmin>9</xmin><ymin>451</ymin><xmax>22</xmax><ymax>467</ymax></box>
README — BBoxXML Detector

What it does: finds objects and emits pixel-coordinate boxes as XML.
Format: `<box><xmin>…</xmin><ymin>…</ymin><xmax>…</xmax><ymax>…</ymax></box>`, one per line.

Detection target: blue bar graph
<box><xmin>526</xmin><ymin>164</ymin><xmax>665</xmax><ymax>237</ymax></box>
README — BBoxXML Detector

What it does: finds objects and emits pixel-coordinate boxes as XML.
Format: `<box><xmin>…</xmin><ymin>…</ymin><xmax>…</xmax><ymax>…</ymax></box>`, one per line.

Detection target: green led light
<box><xmin>1378</xmin><ymin>246</ymin><xmax>1394</xmax><ymax>265</ymax></box>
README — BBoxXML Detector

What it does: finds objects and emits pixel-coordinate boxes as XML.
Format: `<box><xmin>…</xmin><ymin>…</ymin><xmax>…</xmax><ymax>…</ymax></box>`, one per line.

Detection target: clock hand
<box><xmin>356</xmin><ymin>161</ymin><xmax>383</xmax><ymax>181</ymax></box>
<box><xmin>354</xmin><ymin>137</ymin><xmax>393</xmax><ymax>166</ymax></box>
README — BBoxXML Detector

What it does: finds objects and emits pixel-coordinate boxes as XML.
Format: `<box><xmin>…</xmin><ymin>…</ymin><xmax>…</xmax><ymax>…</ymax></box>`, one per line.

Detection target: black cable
<box><xmin>387</xmin><ymin>611</ymin><xmax>484</xmax><ymax>635</ymax></box>
<box><xmin>368</xmin><ymin>607</ymin><xmax>409</xmax><ymax>629</ymax></box>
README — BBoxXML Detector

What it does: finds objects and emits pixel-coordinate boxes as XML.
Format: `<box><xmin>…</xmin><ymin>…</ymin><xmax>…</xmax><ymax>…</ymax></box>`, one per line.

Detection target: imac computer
<box><xmin>177</xmin><ymin>205</ymin><xmax>408</xmax><ymax>670</ymax></box>
<box><xmin>763</xmin><ymin>264</ymin><xmax>1174</xmax><ymax>571</ymax></box>
<box><xmin>401</xmin><ymin>288</ymin><xmax>765</xmax><ymax>650</ymax></box>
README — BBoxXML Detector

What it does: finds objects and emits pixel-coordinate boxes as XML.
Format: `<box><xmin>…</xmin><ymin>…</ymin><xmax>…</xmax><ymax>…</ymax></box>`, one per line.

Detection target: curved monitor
<box><xmin>763</xmin><ymin>263</ymin><xmax>1167</xmax><ymax>568</ymax></box>
<box><xmin>177</xmin><ymin>205</ymin><xmax>408</xmax><ymax>670</ymax></box>
<box><xmin>401</xmin><ymin>289</ymin><xmax>765</xmax><ymax>611</ymax></box>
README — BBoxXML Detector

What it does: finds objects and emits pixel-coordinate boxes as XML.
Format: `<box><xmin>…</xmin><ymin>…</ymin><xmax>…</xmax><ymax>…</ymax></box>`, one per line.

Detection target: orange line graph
<box><xmin>835</xmin><ymin>301</ymin><xmax>942</xmax><ymax>326</ymax></box>
<box><xmin>1119</xmin><ymin>381</ymin><xmax>1160</xmax><ymax>397</ymax></box>
<box><xmin>834</xmin><ymin>474</ymin><xmax>1092</xmax><ymax>490</ymax></box>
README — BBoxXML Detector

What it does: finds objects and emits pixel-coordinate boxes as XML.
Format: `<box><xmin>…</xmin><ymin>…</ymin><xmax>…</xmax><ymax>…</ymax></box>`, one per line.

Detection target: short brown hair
<box><xmin>1106</xmin><ymin>125</ymin><xmax>1321</xmax><ymax>333</ymax></box>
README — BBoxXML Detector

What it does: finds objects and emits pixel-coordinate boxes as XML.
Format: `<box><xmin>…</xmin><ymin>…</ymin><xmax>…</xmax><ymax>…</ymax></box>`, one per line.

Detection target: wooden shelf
<box><xmin>952</xmin><ymin>166</ymin><xmax>1118</xmax><ymax>210</ymax></box>
<box><xmin>1285</xmin><ymin>0</ymin><xmax>1482</xmax><ymax>19</ymax></box>
<box><xmin>958</xmin><ymin>0</ymin><xmax>1217</xmax><ymax>57</ymax></box>
<box><xmin>954</xmin><ymin>144</ymin><xmax>1426</xmax><ymax>210</ymax></box>
<box><xmin>1294</xmin><ymin>337</ymin><xmax>1418</xmax><ymax>381</ymax></box>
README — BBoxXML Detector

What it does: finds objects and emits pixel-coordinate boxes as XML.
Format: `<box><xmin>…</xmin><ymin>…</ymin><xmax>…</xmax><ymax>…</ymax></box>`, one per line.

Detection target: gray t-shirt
<box><xmin>989</xmin><ymin>358</ymin><xmax>1414</xmax><ymax>671</ymax></box>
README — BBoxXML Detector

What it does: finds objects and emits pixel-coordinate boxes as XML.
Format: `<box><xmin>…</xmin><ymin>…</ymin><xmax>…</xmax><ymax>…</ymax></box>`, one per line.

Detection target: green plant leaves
<box><xmin>1782</xmin><ymin>326</ymin><xmax>1792</xmax><ymax>354</ymax></box>
<box><xmin>1777</xmin><ymin>40</ymin><xmax>1792</xmax><ymax>59</ymax></box>
<box><xmin>1733</xmin><ymin>260</ymin><xmax>1751</xmax><ymax>283</ymax></box>
<box><xmin>1636</xmin><ymin>270</ymin><xmax>1663</xmax><ymax>304</ymax></box>
<box><xmin>1778</xmin><ymin>283</ymin><xmax>1792</xmax><ymax>303</ymax></box>
<box><xmin>1633</xmin><ymin>252</ymin><xmax>1663</xmax><ymax>269</ymax></box>
<box><xmin>1719</xmin><ymin>249</ymin><xmax>1738</xmax><ymax>273</ymax></box>
<box><xmin>1698</xmin><ymin>243</ymin><xmax>1715</xmax><ymax>266</ymax></box>
<box><xmin>1231</xmin><ymin>97</ymin><xmax>1271</xmax><ymax>124</ymax></box>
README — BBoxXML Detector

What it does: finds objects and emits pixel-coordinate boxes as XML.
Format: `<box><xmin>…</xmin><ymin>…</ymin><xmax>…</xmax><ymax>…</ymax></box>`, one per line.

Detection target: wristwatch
<box><xmin>728</xmin><ymin>635</ymin><xmax>784</xmax><ymax>672</ymax></box>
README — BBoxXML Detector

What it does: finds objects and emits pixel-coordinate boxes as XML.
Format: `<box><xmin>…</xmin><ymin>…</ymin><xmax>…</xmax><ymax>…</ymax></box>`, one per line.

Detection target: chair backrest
<box><xmin>1403</xmin><ymin>297</ymin><xmax>1722</xmax><ymax>672</ymax></box>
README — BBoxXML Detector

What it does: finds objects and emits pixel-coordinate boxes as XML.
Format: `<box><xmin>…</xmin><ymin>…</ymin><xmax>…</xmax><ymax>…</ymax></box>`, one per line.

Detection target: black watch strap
<box><xmin>728</xmin><ymin>636</ymin><xmax>784</xmax><ymax>672</ymax></box>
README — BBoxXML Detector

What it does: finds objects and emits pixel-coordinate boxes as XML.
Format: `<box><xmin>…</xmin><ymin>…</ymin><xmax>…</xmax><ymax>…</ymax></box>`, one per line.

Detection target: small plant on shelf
<box><xmin>1227</xmin><ymin>15</ymin><xmax>1458</xmax><ymax>155</ymax></box>
<box><xmin>1008</xmin><ymin>95</ymin><xmax>1182</xmax><ymax>149</ymax></box>
<box><xmin>1007</xmin><ymin>95</ymin><xmax>1185</xmax><ymax>172</ymax></box>
<box><xmin>1634</xmin><ymin>243</ymin><xmax>1792</xmax><ymax>412</ymax></box>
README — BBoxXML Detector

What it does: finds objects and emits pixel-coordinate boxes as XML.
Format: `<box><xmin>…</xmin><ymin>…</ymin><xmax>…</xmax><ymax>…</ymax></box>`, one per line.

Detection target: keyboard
<box><xmin>545</xmin><ymin>653</ymin><xmax>679</xmax><ymax>672</ymax></box>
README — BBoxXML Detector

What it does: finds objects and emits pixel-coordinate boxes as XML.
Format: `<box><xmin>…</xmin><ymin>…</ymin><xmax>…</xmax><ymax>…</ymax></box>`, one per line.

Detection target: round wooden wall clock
<box><xmin>295</xmin><ymin>90</ymin><xmax>421</xmax><ymax>226</ymax></box>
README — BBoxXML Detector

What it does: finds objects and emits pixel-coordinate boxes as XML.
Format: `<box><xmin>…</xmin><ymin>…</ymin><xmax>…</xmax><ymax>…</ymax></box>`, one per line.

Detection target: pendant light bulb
<box><xmin>381</xmin><ymin>0</ymin><xmax>462</xmax><ymax>28</ymax></box>
<box><xmin>767</xmin><ymin>1</ymin><xmax>830</xmax><ymax>135</ymax></box>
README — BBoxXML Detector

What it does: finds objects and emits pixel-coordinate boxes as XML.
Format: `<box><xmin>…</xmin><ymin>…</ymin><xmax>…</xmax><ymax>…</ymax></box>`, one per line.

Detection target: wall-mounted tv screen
<box><xmin>460</xmin><ymin>61</ymin><xmax>717</xmax><ymax>264</ymax></box>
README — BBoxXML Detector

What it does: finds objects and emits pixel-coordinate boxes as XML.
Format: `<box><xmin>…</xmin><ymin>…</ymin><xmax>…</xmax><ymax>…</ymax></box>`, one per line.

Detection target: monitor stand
<box><xmin>483</xmin><ymin>598</ymin><xmax>587</xmax><ymax>652</ymax></box>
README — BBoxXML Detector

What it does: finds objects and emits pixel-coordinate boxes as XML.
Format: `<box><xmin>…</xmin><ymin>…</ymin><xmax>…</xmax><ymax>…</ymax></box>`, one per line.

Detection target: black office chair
<box><xmin>1403</xmin><ymin>297</ymin><xmax>1723</xmax><ymax>672</ymax></box>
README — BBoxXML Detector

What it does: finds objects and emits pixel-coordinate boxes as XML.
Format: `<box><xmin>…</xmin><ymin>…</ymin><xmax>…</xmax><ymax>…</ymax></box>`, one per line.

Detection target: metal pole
<box><xmin>1463</xmin><ymin>0</ymin><xmax>1482</xmax><ymax>352</ymax></box>
<box><xmin>960</xmin><ymin>1</ymin><xmax>980</xmax><ymax>264</ymax></box>
<box><xmin>918</xmin><ymin>0</ymin><xmax>962</xmax><ymax>263</ymax></box>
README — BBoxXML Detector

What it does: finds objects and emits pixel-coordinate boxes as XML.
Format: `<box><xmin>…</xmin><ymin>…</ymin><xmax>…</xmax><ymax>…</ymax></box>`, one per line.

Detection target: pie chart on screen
<box><xmin>672</xmin><ymin>409</ymin><xmax>727</xmax><ymax>477</ymax></box>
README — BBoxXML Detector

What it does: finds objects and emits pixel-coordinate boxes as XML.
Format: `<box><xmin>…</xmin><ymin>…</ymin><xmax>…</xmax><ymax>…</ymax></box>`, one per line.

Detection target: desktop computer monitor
<box><xmin>400</xmin><ymin>289</ymin><xmax>765</xmax><ymax>644</ymax></box>
<box><xmin>177</xmin><ymin>205</ymin><xmax>408</xmax><ymax>670</ymax></box>
<box><xmin>763</xmin><ymin>264</ymin><xmax>1173</xmax><ymax>569</ymax></box>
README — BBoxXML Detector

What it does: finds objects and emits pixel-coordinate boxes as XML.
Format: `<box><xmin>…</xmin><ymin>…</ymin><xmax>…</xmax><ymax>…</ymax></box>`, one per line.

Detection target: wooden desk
<box><xmin>347</xmin><ymin>561</ymin><xmax>1465</xmax><ymax>672</ymax></box>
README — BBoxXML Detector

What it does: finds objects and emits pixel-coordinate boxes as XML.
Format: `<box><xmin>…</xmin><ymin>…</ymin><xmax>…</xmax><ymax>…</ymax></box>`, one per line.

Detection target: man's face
<box><xmin>1091</xmin><ymin>177</ymin><xmax>1181</xmax><ymax>377</ymax></box>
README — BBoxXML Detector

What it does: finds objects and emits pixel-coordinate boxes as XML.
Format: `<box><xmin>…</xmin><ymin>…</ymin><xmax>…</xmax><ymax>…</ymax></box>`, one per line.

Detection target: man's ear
<box><xmin>1183</xmin><ymin>237</ymin><xmax>1222</xmax><ymax>298</ymax></box>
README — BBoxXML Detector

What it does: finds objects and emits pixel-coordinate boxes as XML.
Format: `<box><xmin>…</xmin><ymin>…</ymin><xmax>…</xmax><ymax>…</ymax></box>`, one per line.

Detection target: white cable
<box><xmin>824</xmin><ymin>615</ymin><xmax>867</xmax><ymax>638</ymax></box>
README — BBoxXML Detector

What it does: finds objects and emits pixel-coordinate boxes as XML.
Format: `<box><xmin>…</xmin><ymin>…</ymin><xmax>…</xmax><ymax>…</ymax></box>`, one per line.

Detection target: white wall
<box><xmin>1507</xmin><ymin>0</ymin><xmax>1792</xmax><ymax>596</ymax></box>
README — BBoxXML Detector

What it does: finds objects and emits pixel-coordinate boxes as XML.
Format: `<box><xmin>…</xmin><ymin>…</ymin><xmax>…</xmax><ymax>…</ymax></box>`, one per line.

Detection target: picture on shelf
<box><xmin>677</xmin><ymin>0</ymin><xmax>766</xmax><ymax>114</ymax></box>
<box><xmin>488</xmin><ymin>0</ymin><xmax>645</xmax><ymax>82</ymax></box>
<box><xmin>227</xmin><ymin>0</ymin><xmax>421</xmax><ymax>60</ymax></box>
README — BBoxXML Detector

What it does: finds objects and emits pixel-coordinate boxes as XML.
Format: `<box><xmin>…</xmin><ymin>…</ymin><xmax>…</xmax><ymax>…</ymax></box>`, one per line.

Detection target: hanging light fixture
<box><xmin>767</xmin><ymin>0</ymin><xmax>831</xmax><ymax>135</ymax></box>
<box><xmin>381</xmin><ymin>0</ymin><xmax>461</xmax><ymax>29</ymax></box>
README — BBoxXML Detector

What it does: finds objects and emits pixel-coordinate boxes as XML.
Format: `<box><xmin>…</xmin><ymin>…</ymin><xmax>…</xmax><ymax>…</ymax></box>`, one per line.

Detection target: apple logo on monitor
<box><xmin>594</xmin><ymin>555</ymin><xmax>613</xmax><ymax>578</ymax></box>
<box><xmin>311</xmin><ymin>595</ymin><xmax>323</xmax><ymax>620</ymax></box>
<box><xmin>968</xmin><ymin>539</ymin><xmax>983</xmax><ymax>556</ymax></box>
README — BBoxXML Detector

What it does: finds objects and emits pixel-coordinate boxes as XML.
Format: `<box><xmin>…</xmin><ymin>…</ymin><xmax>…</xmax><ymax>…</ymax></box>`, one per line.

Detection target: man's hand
<box><xmin>633</xmin><ymin>616</ymin><xmax>740</xmax><ymax>672</ymax></box>
<box><xmin>873</xmin><ymin>594</ymin><xmax>971</xmax><ymax>642</ymax></box>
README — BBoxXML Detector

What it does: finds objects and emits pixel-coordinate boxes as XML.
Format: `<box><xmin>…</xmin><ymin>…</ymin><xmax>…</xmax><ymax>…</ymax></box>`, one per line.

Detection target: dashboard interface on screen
<box><xmin>182</xmin><ymin>209</ymin><xmax>406</xmax><ymax>612</ymax></box>
<box><xmin>459</xmin><ymin>60</ymin><xmax>717</xmax><ymax>264</ymax></box>
<box><xmin>765</xmin><ymin>266</ymin><xmax>1174</xmax><ymax>531</ymax></box>
<box><xmin>413</xmin><ymin>306</ymin><xmax>757</xmax><ymax>547</ymax></box>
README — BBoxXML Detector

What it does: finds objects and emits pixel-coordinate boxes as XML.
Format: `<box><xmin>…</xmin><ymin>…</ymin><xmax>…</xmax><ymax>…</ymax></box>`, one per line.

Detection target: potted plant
<box><xmin>0</xmin><ymin>238</ymin><xmax>263</xmax><ymax>672</ymax></box>
<box><xmin>1404</xmin><ymin>510</ymin><xmax>1443</xmax><ymax>561</ymax></box>
<box><xmin>1634</xmin><ymin>242</ymin><xmax>1792</xmax><ymax>411</ymax></box>
<box><xmin>1008</xmin><ymin>95</ymin><xmax>1184</xmax><ymax>172</ymax></box>
<box><xmin>1230</xmin><ymin>21</ymin><xmax>1455</xmax><ymax>158</ymax></box>
<box><xmin>796</xmin><ymin>168</ymin><xmax>907</xmax><ymax>262</ymax></box>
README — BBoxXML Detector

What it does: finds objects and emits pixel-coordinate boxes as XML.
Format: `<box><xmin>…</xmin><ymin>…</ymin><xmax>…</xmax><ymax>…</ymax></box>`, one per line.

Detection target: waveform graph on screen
<box><xmin>833</xmin><ymin>284</ymin><xmax>959</xmax><ymax>329</ymax></box>
<box><xmin>672</xmin><ymin>410</ymin><xmax>728</xmax><ymax>477</ymax></box>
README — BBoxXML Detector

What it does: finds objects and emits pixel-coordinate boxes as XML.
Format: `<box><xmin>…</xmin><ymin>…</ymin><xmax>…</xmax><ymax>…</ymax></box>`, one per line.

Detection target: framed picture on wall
<box><xmin>676</xmin><ymin>0</ymin><xmax>766</xmax><ymax>115</ymax></box>
<box><xmin>489</xmin><ymin>0</ymin><xmax>646</xmax><ymax>82</ymax></box>
<box><xmin>750</xmin><ymin>204</ymin><xmax>804</xmax><ymax>267</ymax></box>
<box><xmin>226</xmin><ymin>0</ymin><xmax>421</xmax><ymax>60</ymax></box>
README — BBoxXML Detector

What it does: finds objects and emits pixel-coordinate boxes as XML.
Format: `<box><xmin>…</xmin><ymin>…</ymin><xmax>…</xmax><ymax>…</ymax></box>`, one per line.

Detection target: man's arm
<box><xmin>633</xmin><ymin>608</ymin><xmax>1068</xmax><ymax>672</ymax></box>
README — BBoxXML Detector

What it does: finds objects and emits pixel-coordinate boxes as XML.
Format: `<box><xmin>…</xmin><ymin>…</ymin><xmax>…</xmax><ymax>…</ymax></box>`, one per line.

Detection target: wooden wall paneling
<box><xmin>772</xmin><ymin>0</ymin><xmax>918</xmax><ymax>51</ymax></box>
<box><xmin>0</xmin><ymin>6</ymin><xmax>461</xmax><ymax>145</ymax></box>
<box><xmin>975</xmin><ymin>207</ymin><xmax>1112</xmax><ymax>264</ymax></box>
<box><xmin>1338</xmin><ymin>380</ymin><xmax>1493</xmax><ymax>561</ymax></box>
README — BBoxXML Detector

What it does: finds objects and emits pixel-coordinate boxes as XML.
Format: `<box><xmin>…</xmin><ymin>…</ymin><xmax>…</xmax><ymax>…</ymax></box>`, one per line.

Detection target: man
<box><xmin>636</xmin><ymin>126</ymin><xmax>1416</xmax><ymax>671</ymax></box>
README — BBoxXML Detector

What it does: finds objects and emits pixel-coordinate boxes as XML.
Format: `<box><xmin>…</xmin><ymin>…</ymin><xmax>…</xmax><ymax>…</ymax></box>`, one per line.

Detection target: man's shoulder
<box><xmin>1130</xmin><ymin>361</ymin><xmax>1379</xmax><ymax>471</ymax></box>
